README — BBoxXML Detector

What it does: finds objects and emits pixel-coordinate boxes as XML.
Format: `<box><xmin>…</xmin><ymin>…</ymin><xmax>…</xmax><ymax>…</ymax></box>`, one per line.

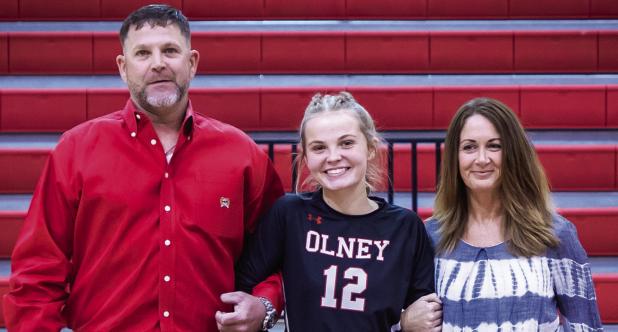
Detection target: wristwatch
<box><xmin>257</xmin><ymin>296</ymin><xmax>277</xmax><ymax>331</ymax></box>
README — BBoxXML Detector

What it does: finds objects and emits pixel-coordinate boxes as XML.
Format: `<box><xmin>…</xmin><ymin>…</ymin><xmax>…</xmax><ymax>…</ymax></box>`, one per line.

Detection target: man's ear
<box><xmin>189</xmin><ymin>49</ymin><xmax>200</xmax><ymax>78</ymax></box>
<box><xmin>116</xmin><ymin>54</ymin><xmax>127</xmax><ymax>83</ymax></box>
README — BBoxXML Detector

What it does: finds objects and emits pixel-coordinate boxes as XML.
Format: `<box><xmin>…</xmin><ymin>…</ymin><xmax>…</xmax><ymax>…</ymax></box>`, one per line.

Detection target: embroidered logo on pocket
<box><xmin>220</xmin><ymin>197</ymin><xmax>230</xmax><ymax>208</ymax></box>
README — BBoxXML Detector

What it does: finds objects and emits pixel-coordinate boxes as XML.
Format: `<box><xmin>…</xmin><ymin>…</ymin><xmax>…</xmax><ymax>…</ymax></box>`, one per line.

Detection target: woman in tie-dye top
<box><xmin>402</xmin><ymin>98</ymin><xmax>602</xmax><ymax>331</ymax></box>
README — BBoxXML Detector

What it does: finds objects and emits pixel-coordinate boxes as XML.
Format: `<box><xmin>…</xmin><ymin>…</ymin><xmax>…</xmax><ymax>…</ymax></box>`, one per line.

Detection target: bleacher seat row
<box><xmin>1</xmin><ymin>23</ymin><xmax>618</xmax><ymax>74</ymax></box>
<box><xmin>2</xmin><ymin>84</ymin><xmax>618</xmax><ymax>131</ymax></box>
<box><xmin>2</xmin><ymin>142</ymin><xmax>618</xmax><ymax>193</ymax></box>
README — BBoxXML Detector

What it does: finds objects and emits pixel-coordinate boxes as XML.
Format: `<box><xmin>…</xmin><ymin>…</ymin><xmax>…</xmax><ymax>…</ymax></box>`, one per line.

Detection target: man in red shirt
<box><xmin>3</xmin><ymin>4</ymin><xmax>284</xmax><ymax>331</ymax></box>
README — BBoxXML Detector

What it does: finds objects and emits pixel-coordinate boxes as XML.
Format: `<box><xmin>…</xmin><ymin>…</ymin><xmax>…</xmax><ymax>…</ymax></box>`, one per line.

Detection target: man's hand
<box><xmin>216</xmin><ymin>291</ymin><xmax>266</xmax><ymax>332</ymax></box>
<box><xmin>401</xmin><ymin>293</ymin><xmax>442</xmax><ymax>332</ymax></box>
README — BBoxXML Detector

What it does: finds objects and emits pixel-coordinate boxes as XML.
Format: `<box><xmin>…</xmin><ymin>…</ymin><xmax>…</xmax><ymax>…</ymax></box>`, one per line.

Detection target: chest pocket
<box><xmin>191</xmin><ymin>173</ymin><xmax>244</xmax><ymax>239</ymax></box>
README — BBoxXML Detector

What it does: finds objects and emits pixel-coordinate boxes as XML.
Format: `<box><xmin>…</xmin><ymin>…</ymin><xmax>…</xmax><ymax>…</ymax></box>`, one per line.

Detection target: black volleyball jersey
<box><xmin>236</xmin><ymin>191</ymin><xmax>435</xmax><ymax>332</ymax></box>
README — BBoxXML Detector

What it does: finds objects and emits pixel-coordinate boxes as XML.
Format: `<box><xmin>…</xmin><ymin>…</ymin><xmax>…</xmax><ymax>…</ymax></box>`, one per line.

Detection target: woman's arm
<box><xmin>551</xmin><ymin>216</ymin><xmax>603</xmax><ymax>331</ymax></box>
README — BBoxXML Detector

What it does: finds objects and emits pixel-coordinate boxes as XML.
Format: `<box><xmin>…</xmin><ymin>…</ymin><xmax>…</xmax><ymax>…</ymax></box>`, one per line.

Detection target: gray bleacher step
<box><xmin>376</xmin><ymin>192</ymin><xmax>618</xmax><ymax>210</ymax></box>
<box><xmin>0</xmin><ymin>195</ymin><xmax>30</xmax><ymax>211</ymax></box>
<box><xmin>0</xmin><ymin>133</ymin><xmax>60</xmax><ymax>149</ymax></box>
<box><xmin>1</xmin><ymin>19</ymin><xmax>617</xmax><ymax>32</ymax></box>
<box><xmin>1</xmin><ymin>130</ymin><xmax>616</xmax><ymax>150</ymax></box>
<box><xmin>252</xmin><ymin>130</ymin><xmax>618</xmax><ymax>146</ymax></box>
<box><xmin>2</xmin><ymin>74</ymin><xmax>618</xmax><ymax>89</ymax></box>
<box><xmin>589</xmin><ymin>257</ymin><xmax>618</xmax><ymax>274</ymax></box>
<box><xmin>525</xmin><ymin>130</ymin><xmax>618</xmax><ymax>145</ymax></box>
<box><xmin>0</xmin><ymin>259</ymin><xmax>9</xmax><ymax>276</ymax></box>
<box><xmin>252</xmin><ymin>130</ymin><xmax>618</xmax><ymax>145</ymax></box>
<box><xmin>2</xmin><ymin>192</ymin><xmax>618</xmax><ymax>212</ymax></box>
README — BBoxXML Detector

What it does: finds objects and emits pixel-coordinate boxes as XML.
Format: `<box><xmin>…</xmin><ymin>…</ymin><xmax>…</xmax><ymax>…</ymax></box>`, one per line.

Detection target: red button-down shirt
<box><xmin>4</xmin><ymin>100</ymin><xmax>284</xmax><ymax>331</ymax></box>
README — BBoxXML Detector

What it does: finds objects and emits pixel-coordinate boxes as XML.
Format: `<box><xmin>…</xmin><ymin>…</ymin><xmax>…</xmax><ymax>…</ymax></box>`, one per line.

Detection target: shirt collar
<box><xmin>121</xmin><ymin>99</ymin><xmax>196</xmax><ymax>138</ymax></box>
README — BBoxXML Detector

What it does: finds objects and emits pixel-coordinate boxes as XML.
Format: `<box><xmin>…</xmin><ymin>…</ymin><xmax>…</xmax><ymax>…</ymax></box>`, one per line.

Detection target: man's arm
<box><xmin>3</xmin><ymin>140</ymin><xmax>78</xmax><ymax>330</ymax></box>
<box><xmin>242</xmin><ymin>144</ymin><xmax>285</xmax><ymax>310</ymax></box>
<box><xmin>216</xmin><ymin>144</ymin><xmax>285</xmax><ymax>332</ymax></box>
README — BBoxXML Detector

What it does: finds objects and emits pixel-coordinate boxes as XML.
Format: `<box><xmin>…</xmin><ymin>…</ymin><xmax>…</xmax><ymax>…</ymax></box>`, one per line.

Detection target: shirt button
<box><xmin>164</xmin><ymin>275</ymin><xmax>171</xmax><ymax>282</ymax></box>
<box><xmin>163</xmin><ymin>311</ymin><xmax>170</xmax><ymax>318</ymax></box>
<box><xmin>187</xmin><ymin>136</ymin><xmax>191</xmax><ymax>141</ymax></box>
<box><xmin>164</xmin><ymin>205</ymin><xmax>171</xmax><ymax>212</ymax></box>
<box><xmin>164</xmin><ymin>172</ymin><xmax>169</xmax><ymax>179</ymax></box>
<box><xmin>136</xmin><ymin>114</ymin><xmax>141</xmax><ymax>120</ymax></box>
<box><xmin>130</xmin><ymin>132</ymin><xmax>136</xmax><ymax>138</ymax></box>
<box><xmin>151</xmin><ymin>139</ymin><xmax>157</xmax><ymax>145</ymax></box>
<box><xmin>164</xmin><ymin>239</ymin><xmax>171</xmax><ymax>246</ymax></box>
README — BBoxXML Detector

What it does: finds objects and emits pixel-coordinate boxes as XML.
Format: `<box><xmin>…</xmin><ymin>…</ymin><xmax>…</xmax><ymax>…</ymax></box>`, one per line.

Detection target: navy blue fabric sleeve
<box><xmin>405</xmin><ymin>215</ymin><xmax>436</xmax><ymax>305</ymax></box>
<box><xmin>235</xmin><ymin>196</ymin><xmax>287</xmax><ymax>293</ymax></box>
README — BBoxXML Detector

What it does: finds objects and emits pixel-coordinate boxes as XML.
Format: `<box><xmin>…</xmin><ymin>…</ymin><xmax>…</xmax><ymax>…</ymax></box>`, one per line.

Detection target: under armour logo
<box><xmin>220</xmin><ymin>197</ymin><xmax>230</xmax><ymax>208</ymax></box>
<box><xmin>307</xmin><ymin>213</ymin><xmax>322</xmax><ymax>224</ymax></box>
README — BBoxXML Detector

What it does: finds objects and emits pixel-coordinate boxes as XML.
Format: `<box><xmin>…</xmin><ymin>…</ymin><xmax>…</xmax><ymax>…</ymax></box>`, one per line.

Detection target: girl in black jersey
<box><xmin>221</xmin><ymin>92</ymin><xmax>436</xmax><ymax>331</ymax></box>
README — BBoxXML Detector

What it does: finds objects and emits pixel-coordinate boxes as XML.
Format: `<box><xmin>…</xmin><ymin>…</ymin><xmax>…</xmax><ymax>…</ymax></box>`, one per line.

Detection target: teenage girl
<box><xmin>223</xmin><ymin>92</ymin><xmax>436</xmax><ymax>331</ymax></box>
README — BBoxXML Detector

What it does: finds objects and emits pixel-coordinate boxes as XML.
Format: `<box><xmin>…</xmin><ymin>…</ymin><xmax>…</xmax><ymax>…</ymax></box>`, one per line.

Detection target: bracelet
<box><xmin>257</xmin><ymin>296</ymin><xmax>277</xmax><ymax>330</ymax></box>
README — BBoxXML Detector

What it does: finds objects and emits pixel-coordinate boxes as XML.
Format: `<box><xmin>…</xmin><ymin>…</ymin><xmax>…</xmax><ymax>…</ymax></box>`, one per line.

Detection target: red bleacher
<box><xmin>595</xmin><ymin>274</ymin><xmax>618</xmax><ymax>323</ymax></box>
<box><xmin>565</xmin><ymin>208</ymin><xmax>618</xmax><ymax>256</ymax></box>
<box><xmin>0</xmin><ymin>85</ymin><xmax>618</xmax><ymax>132</ymax></box>
<box><xmin>1</xmin><ymin>144</ymin><xmax>615</xmax><ymax>195</ymax></box>
<box><xmin>0</xmin><ymin>277</ymin><xmax>8</xmax><ymax>326</ymax></box>
<box><xmin>276</xmin><ymin>144</ymin><xmax>618</xmax><ymax>193</ymax></box>
<box><xmin>2</xmin><ymin>30</ymin><xmax>618</xmax><ymax>74</ymax></box>
<box><xmin>0</xmin><ymin>212</ymin><xmax>20</xmax><ymax>259</ymax></box>
<box><xmin>0</xmin><ymin>149</ymin><xmax>49</xmax><ymax>193</ymax></box>
<box><xmin>1</xmin><ymin>86</ymin><xmax>617</xmax><ymax>132</ymax></box>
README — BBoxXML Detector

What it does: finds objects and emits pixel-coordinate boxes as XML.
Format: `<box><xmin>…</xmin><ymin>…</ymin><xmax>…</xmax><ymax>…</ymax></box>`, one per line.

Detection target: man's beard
<box><xmin>130</xmin><ymin>80</ymin><xmax>188</xmax><ymax>112</ymax></box>
<box><xmin>144</xmin><ymin>88</ymin><xmax>180</xmax><ymax>108</ymax></box>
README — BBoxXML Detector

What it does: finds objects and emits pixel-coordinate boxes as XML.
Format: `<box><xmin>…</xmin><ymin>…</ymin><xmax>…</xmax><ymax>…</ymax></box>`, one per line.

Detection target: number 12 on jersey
<box><xmin>321</xmin><ymin>265</ymin><xmax>367</xmax><ymax>311</ymax></box>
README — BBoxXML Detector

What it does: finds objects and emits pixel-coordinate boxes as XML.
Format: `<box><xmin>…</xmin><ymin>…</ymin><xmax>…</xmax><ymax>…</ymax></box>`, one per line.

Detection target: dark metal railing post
<box><xmin>291</xmin><ymin>144</ymin><xmax>298</xmax><ymax>193</ymax></box>
<box><xmin>387</xmin><ymin>142</ymin><xmax>394</xmax><ymax>204</ymax></box>
<box><xmin>268</xmin><ymin>143</ymin><xmax>274</xmax><ymax>161</ymax></box>
<box><xmin>411</xmin><ymin>142</ymin><xmax>418</xmax><ymax>212</ymax></box>
<box><xmin>435</xmin><ymin>142</ymin><xmax>442</xmax><ymax>189</ymax></box>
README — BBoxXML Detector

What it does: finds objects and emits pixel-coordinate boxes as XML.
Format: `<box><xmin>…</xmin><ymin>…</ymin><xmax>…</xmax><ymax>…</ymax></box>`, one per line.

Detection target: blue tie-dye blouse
<box><xmin>425</xmin><ymin>215</ymin><xmax>603</xmax><ymax>331</ymax></box>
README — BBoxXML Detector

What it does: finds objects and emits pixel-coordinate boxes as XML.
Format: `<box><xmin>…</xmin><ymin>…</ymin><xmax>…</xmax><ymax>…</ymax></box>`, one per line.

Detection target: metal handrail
<box><xmin>252</xmin><ymin>131</ymin><xmax>445</xmax><ymax>212</ymax></box>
